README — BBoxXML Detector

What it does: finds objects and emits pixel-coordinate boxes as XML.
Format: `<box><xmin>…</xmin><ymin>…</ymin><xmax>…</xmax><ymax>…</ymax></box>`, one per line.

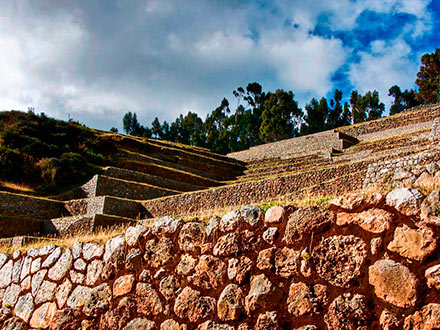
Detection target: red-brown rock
<box><xmin>264</xmin><ymin>206</ymin><xmax>286</xmax><ymax>224</ymax></box>
<box><xmin>213</xmin><ymin>233</ymin><xmax>240</xmax><ymax>257</ymax></box>
<box><xmin>380</xmin><ymin>309</ymin><xmax>400</xmax><ymax>330</ymax></box>
<box><xmin>330</xmin><ymin>192</ymin><xmax>384</xmax><ymax>211</ymax></box>
<box><xmin>257</xmin><ymin>248</ymin><xmax>275</xmax><ymax>270</ymax></box>
<box><xmin>174</xmin><ymin>286</ymin><xmax>216</xmax><ymax>323</ymax></box>
<box><xmin>283</xmin><ymin>207</ymin><xmax>332</xmax><ymax>244</ymax></box>
<box><xmin>113</xmin><ymin>274</ymin><xmax>135</xmax><ymax>297</ymax></box>
<box><xmin>255</xmin><ymin>311</ymin><xmax>280</xmax><ymax>330</ymax></box>
<box><xmin>314</xmin><ymin>235</ymin><xmax>367</xmax><ymax>287</ymax></box>
<box><xmin>189</xmin><ymin>255</ymin><xmax>226</xmax><ymax>290</ymax></box>
<box><xmin>217</xmin><ymin>284</ymin><xmax>244</xmax><ymax>321</ymax></box>
<box><xmin>287</xmin><ymin>282</ymin><xmax>327</xmax><ymax>317</ymax></box>
<box><xmin>144</xmin><ymin>237</ymin><xmax>175</xmax><ymax>268</ymax></box>
<box><xmin>324</xmin><ymin>293</ymin><xmax>369</xmax><ymax>330</ymax></box>
<box><xmin>421</xmin><ymin>189</ymin><xmax>440</xmax><ymax>226</ymax></box>
<box><xmin>136</xmin><ymin>282</ymin><xmax>164</xmax><ymax>316</ymax></box>
<box><xmin>426</xmin><ymin>264</ymin><xmax>440</xmax><ymax>290</ymax></box>
<box><xmin>387</xmin><ymin>225</ymin><xmax>437</xmax><ymax>261</ymax></box>
<box><xmin>178</xmin><ymin>222</ymin><xmax>206</xmax><ymax>253</ymax></box>
<box><xmin>274</xmin><ymin>247</ymin><xmax>300</xmax><ymax>278</ymax></box>
<box><xmin>245</xmin><ymin>274</ymin><xmax>283</xmax><ymax>314</ymax></box>
<box><xmin>336</xmin><ymin>208</ymin><xmax>394</xmax><ymax>233</ymax></box>
<box><xmin>404</xmin><ymin>303</ymin><xmax>440</xmax><ymax>329</ymax></box>
<box><xmin>369</xmin><ymin>259</ymin><xmax>417</xmax><ymax>308</ymax></box>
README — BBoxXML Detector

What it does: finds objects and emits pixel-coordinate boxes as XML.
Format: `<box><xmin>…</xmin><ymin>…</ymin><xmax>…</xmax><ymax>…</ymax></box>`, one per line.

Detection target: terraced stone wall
<box><xmin>141</xmin><ymin>160</ymin><xmax>374</xmax><ymax>218</ymax></box>
<box><xmin>363</xmin><ymin>147</ymin><xmax>440</xmax><ymax>190</ymax></box>
<box><xmin>0</xmin><ymin>193</ymin><xmax>68</xmax><ymax>238</ymax></box>
<box><xmin>1</xmin><ymin>187</ymin><xmax>440</xmax><ymax>329</ymax></box>
<box><xmin>339</xmin><ymin>103</ymin><xmax>440</xmax><ymax>137</ymax></box>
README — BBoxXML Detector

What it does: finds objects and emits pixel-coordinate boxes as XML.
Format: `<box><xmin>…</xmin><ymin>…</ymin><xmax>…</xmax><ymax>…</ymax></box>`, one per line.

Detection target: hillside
<box><xmin>0</xmin><ymin>110</ymin><xmax>245</xmax><ymax>197</ymax></box>
<box><xmin>0</xmin><ymin>104</ymin><xmax>440</xmax><ymax>328</ymax></box>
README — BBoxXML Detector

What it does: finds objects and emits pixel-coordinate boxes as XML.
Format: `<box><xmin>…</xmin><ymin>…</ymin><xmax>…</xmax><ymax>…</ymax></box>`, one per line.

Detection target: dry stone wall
<box><xmin>363</xmin><ymin>146</ymin><xmax>440</xmax><ymax>190</ymax></box>
<box><xmin>339</xmin><ymin>103</ymin><xmax>440</xmax><ymax>137</ymax></box>
<box><xmin>1</xmin><ymin>186</ymin><xmax>440</xmax><ymax>329</ymax></box>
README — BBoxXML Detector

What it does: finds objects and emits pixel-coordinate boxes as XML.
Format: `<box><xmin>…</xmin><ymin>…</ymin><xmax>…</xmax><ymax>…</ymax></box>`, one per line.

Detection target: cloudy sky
<box><xmin>1</xmin><ymin>0</ymin><xmax>439</xmax><ymax>131</ymax></box>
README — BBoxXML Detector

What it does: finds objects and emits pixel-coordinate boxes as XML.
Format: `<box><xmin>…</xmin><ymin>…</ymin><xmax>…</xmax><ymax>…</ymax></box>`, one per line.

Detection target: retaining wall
<box><xmin>0</xmin><ymin>188</ymin><xmax>439</xmax><ymax>329</ymax></box>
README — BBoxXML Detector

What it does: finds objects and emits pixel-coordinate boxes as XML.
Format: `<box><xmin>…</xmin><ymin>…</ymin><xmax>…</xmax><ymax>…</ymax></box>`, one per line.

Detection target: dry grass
<box><xmin>0</xmin><ymin>223</ymin><xmax>134</xmax><ymax>255</ymax></box>
<box><xmin>0</xmin><ymin>181</ymin><xmax>36</xmax><ymax>194</ymax></box>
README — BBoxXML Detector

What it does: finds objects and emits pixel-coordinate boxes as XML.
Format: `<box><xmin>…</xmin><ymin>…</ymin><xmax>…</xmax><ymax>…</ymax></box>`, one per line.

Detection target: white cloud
<box><xmin>348</xmin><ymin>39</ymin><xmax>419</xmax><ymax>110</ymax></box>
<box><xmin>261</xmin><ymin>30</ymin><xmax>348</xmax><ymax>100</ymax></box>
<box><xmin>0</xmin><ymin>0</ymin><xmax>436</xmax><ymax>130</ymax></box>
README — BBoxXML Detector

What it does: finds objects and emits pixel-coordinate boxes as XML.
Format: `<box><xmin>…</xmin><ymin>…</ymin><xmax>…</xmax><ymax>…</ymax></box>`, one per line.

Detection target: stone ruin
<box><xmin>0</xmin><ymin>186</ymin><xmax>440</xmax><ymax>329</ymax></box>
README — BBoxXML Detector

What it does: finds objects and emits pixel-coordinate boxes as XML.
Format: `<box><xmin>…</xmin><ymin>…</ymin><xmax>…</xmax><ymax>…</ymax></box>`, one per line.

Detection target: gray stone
<box><xmin>1</xmin><ymin>316</ymin><xmax>27</xmax><ymax>330</ymax></box>
<box><xmin>31</xmin><ymin>270</ymin><xmax>47</xmax><ymax>296</ymax></box>
<box><xmin>262</xmin><ymin>227</ymin><xmax>278</xmax><ymax>244</ymax></box>
<box><xmin>0</xmin><ymin>253</ymin><xmax>8</xmax><ymax>270</ymax></box>
<box><xmin>66</xmin><ymin>285</ymin><xmax>92</xmax><ymax>309</ymax></box>
<box><xmin>20</xmin><ymin>276</ymin><xmax>30</xmax><ymax>292</ymax></box>
<box><xmin>73</xmin><ymin>258</ymin><xmax>87</xmax><ymax>272</ymax></box>
<box><xmin>125</xmin><ymin>225</ymin><xmax>148</xmax><ymax>247</ymax></box>
<box><xmin>123</xmin><ymin>318</ymin><xmax>155</xmax><ymax>330</ymax></box>
<box><xmin>82</xmin><ymin>242</ymin><xmax>104</xmax><ymax>261</ymax></box>
<box><xmin>12</xmin><ymin>251</ymin><xmax>21</xmax><ymax>260</ymax></box>
<box><xmin>72</xmin><ymin>242</ymin><xmax>83</xmax><ymax>259</ymax></box>
<box><xmin>12</xmin><ymin>259</ymin><xmax>23</xmax><ymax>283</ymax></box>
<box><xmin>35</xmin><ymin>280</ymin><xmax>57</xmax><ymax>305</ymax></box>
<box><xmin>220</xmin><ymin>210</ymin><xmax>242</xmax><ymax>232</ymax></box>
<box><xmin>55</xmin><ymin>278</ymin><xmax>72</xmax><ymax>309</ymax></box>
<box><xmin>14</xmin><ymin>293</ymin><xmax>34</xmax><ymax>323</ymax></box>
<box><xmin>37</xmin><ymin>244</ymin><xmax>56</xmax><ymax>257</ymax></box>
<box><xmin>239</xmin><ymin>205</ymin><xmax>262</xmax><ymax>227</ymax></box>
<box><xmin>152</xmin><ymin>216</ymin><xmax>182</xmax><ymax>236</ymax></box>
<box><xmin>206</xmin><ymin>216</ymin><xmax>220</xmax><ymax>237</ymax></box>
<box><xmin>3</xmin><ymin>284</ymin><xmax>21</xmax><ymax>308</ymax></box>
<box><xmin>20</xmin><ymin>257</ymin><xmax>32</xmax><ymax>282</ymax></box>
<box><xmin>41</xmin><ymin>246</ymin><xmax>62</xmax><ymax>268</ymax></box>
<box><xmin>104</xmin><ymin>235</ymin><xmax>125</xmax><ymax>262</ymax></box>
<box><xmin>70</xmin><ymin>270</ymin><xmax>85</xmax><ymax>284</ymax></box>
<box><xmin>48</xmin><ymin>248</ymin><xmax>72</xmax><ymax>282</ymax></box>
<box><xmin>0</xmin><ymin>260</ymin><xmax>13</xmax><ymax>289</ymax></box>
<box><xmin>30</xmin><ymin>258</ymin><xmax>41</xmax><ymax>275</ymax></box>
<box><xmin>86</xmin><ymin>259</ymin><xmax>103</xmax><ymax>286</ymax></box>
<box><xmin>386</xmin><ymin>188</ymin><xmax>423</xmax><ymax>216</ymax></box>
<box><xmin>83</xmin><ymin>283</ymin><xmax>112</xmax><ymax>317</ymax></box>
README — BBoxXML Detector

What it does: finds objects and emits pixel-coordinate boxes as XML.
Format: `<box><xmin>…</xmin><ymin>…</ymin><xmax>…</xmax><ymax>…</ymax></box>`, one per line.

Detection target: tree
<box><xmin>388</xmin><ymin>85</ymin><xmax>421</xmax><ymax>115</ymax></box>
<box><xmin>301</xmin><ymin>97</ymin><xmax>328</xmax><ymax>135</ymax></box>
<box><xmin>327</xmin><ymin>89</ymin><xmax>352</xmax><ymax>129</ymax></box>
<box><xmin>151</xmin><ymin>117</ymin><xmax>162</xmax><ymax>138</ymax></box>
<box><xmin>204</xmin><ymin>98</ymin><xmax>231</xmax><ymax>154</ymax></box>
<box><xmin>122</xmin><ymin>112</ymin><xmax>139</xmax><ymax>134</ymax></box>
<box><xmin>109</xmin><ymin>127</ymin><xmax>118</xmax><ymax>133</ymax></box>
<box><xmin>350</xmin><ymin>90</ymin><xmax>385</xmax><ymax>123</ymax></box>
<box><xmin>415</xmin><ymin>48</ymin><xmax>440</xmax><ymax>104</ymax></box>
<box><xmin>259</xmin><ymin>89</ymin><xmax>302</xmax><ymax>143</ymax></box>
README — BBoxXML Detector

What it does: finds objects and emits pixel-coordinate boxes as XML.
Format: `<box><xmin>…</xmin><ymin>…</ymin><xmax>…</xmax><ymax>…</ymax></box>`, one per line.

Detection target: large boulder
<box><xmin>386</xmin><ymin>188</ymin><xmax>423</xmax><ymax>216</ymax></box>
<box><xmin>244</xmin><ymin>274</ymin><xmax>283</xmax><ymax>314</ymax></box>
<box><xmin>174</xmin><ymin>287</ymin><xmax>216</xmax><ymax>323</ymax></box>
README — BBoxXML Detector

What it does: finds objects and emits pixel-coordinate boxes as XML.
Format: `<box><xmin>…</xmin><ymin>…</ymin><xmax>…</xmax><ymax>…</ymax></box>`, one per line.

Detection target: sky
<box><xmin>0</xmin><ymin>0</ymin><xmax>439</xmax><ymax>131</ymax></box>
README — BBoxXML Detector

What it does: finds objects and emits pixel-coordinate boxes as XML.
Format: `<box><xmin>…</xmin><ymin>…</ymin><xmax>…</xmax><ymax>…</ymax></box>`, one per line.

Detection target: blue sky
<box><xmin>0</xmin><ymin>0</ymin><xmax>439</xmax><ymax>131</ymax></box>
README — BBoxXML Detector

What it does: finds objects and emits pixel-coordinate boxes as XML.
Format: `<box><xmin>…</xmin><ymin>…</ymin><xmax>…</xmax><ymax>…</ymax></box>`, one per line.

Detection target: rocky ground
<box><xmin>0</xmin><ymin>186</ymin><xmax>440</xmax><ymax>329</ymax></box>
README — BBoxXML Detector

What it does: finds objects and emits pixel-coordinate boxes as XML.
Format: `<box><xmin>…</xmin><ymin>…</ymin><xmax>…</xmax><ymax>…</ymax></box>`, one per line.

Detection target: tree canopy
<box><xmin>118</xmin><ymin>48</ymin><xmax>440</xmax><ymax>154</ymax></box>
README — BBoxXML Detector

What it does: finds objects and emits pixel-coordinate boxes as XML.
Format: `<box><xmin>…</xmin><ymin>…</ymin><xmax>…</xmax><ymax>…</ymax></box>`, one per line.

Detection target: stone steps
<box><xmin>80</xmin><ymin>175</ymin><xmax>180</xmax><ymax>200</ymax></box>
<box><xmin>119</xmin><ymin>150</ymin><xmax>239</xmax><ymax>181</ymax></box>
<box><xmin>102</xmin><ymin>166</ymin><xmax>205</xmax><ymax>192</ymax></box>
<box><xmin>228</xmin><ymin>130</ymin><xmax>358</xmax><ymax>162</ymax></box>
<box><xmin>65</xmin><ymin>195</ymin><xmax>148</xmax><ymax>219</ymax></box>
<box><xmin>42</xmin><ymin>213</ymin><xmax>138</xmax><ymax>237</ymax></box>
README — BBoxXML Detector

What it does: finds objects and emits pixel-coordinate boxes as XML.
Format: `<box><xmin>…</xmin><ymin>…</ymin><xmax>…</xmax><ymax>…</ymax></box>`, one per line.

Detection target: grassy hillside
<box><xmin>0</xmin><ymin>110</ymin><xmax>117</xmax><ymax>194</ymax></box>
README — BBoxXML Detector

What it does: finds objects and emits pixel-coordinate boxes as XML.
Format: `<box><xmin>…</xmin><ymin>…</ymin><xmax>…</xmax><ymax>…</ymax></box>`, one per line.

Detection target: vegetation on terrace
<box><xmin>0</xmin><ymin>110</ymin><xmax>243</xmax><ymax>197</ymax></box>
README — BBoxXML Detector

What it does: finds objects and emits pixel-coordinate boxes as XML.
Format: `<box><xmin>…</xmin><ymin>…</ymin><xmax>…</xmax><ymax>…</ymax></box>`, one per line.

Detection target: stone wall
<box><xmin>0</xmin><ymin>192</ymin><xmax>66</xmax><ymax>220</ymax></box>
<box><xmin>363</xmin><ymin>146</ymin><xmax>440</xmax><ymax>190</ymax></box>
<box><xmin>339</xmin><ymin>103</ymin><xmax>440</xmax><ymax>137</ymax></box>
<box><xmin>1</xmin><ymin>186</ymin><xmax>440</xmax><ymax>329</ymax></box>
